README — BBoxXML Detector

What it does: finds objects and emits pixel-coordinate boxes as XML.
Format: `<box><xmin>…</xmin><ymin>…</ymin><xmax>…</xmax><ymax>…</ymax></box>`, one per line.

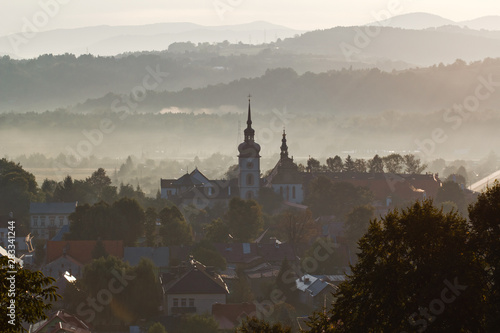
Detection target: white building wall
<box><xmin>166</xmin><ymin>293</ymin><xmax>226</xmax><ymax>315</ymax></box>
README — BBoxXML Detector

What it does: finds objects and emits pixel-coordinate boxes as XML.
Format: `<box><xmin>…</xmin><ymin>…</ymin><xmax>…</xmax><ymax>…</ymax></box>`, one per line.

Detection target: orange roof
<box><xmin>46</xmin><ymin>240</ymin><xmax>123</xmax><ymax>265</ymax></box>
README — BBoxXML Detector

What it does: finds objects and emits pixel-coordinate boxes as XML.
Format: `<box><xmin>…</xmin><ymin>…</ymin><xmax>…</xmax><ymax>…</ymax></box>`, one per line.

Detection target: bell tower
<box><xmin>238</xmin><ymin>96</ymin><xmax>261</xmax><ymax>200</ymax></box>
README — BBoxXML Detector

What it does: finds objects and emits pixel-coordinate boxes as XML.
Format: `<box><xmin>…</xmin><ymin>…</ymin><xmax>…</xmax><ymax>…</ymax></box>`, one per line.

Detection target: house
<box><xmin>30</xmin><ymin>202</ymin><xmax>77</xmax><ymax>240</ymax></box>
<box><xmin>124</xmin><ymin>246</ymin><xmax>169</xmax><ymax>270</ymax></box>
<box><xmin>161</xmin><ymin>169</ymin><xmax>238</xmax><ymax>209</ymax></box>
<box><xmin>163</xmin><ymin>258</ymin><xmax>229</xmax><ymax>316</ymax></box>
<box><xmin>295</xmin><ymin>274</ymin><xmax>338</xmax><ymax>310</ymax></box>
<box><xmin>212</xmin><ymin>303</ymin><xmax>257</xmax><ymax>330</ymax></box>
<box><xmin>30</xmin><ymin>310</ymin><xmax>91</xmax><ymax>333</ymax></box>
<box><xmin>46</xmin><ymin>240</ymin><xmax>123</xmax><ymax>265</ymax></box>
<box><xmin>42</xmin><ymin>254</ymin><xmax>83</xmax><ymax>280</ymax></box>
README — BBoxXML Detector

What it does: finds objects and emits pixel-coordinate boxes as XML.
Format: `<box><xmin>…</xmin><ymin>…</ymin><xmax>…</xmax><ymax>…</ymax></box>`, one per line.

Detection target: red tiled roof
<box><xmin>46</xmin><ymin>240</ymin><xmax>123</xmax><ymax>265</ymax></box>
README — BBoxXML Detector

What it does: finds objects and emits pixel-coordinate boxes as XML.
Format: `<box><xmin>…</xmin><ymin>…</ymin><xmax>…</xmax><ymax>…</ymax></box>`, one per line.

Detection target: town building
<box><xmin>163</xmin><ymin>258</ymin><xmax>229</xmax><ymax>316</ymax></box>
<box><xmin>30</xmin><ymin>202</ymin><xmax>77</xmax><ymax>240</ymax></box>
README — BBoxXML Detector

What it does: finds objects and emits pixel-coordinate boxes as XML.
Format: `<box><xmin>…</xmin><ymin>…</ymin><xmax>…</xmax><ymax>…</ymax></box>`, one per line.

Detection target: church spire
<box><xmin>280</xmin><ymin>128</ymin><xmax>288</xmax><ymax>159</ymax></box>
<box><xmin>244</xmin><ymin>95</ymin><xmax>255</xmax><ymax>142</ymax></box>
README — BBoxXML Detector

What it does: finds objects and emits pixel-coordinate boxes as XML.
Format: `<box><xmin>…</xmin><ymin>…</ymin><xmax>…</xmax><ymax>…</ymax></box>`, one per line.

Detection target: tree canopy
<box><xmin>312</xmin><ymin>200</ymin><xmax>487</xmax><ymax>332</ymax></box>
<box><xmin>0</xmin><ymin>256</ymin><xmax>61</xmax><ymax>332</ymax></box>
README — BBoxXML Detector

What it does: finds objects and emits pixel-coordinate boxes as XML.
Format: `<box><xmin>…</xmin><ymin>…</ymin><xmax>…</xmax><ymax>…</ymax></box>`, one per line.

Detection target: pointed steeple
<box><xmin>280</xmin><ymin>128</ymin><xmax>288</xmax><ymax>159</ymax></box>
<box><xmin>244</xmin><ymin>95</ymin><xmax>255</xmax><ymax>142</ymax></box>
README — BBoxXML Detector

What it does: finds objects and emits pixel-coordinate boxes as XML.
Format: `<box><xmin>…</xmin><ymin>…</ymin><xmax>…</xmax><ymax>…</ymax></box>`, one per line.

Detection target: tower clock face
<box><xmin>247</xmin><ymin>162</ymin><xmax>254</xmax><ymax>169</ymax></box>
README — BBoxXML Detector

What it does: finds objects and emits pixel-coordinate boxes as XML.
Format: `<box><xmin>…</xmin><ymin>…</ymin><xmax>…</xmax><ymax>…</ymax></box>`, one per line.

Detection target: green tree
<box><xmin>158</xmin><ymin>206</ymin><xmax>193</xmax><ymax>246</ymax></box>
<box><xmin>278</xmin><ymin>209</ymin><xmax>319</xmax><ymax>255</ymax></box>
<box><xmin>226</xmin><ymin>197</ymin><xmax>263</xmax><ymax>242</ymax></box>
<box><xmin>179</xmin><ymin>314</ymin><xmax>219</xmax><ymax>333</ymax></box>
<box><xmin>344</xmin><ymin>205</ymin><xmax>375</xmax><ymax>252</ymax></box>
<box><xmin>435</xmin><ymin>180</ymin><xmax>467</xmax><ymax>215</ymax></box>
<box><xmin>53</xmin><ymin>175</ymin><xmax>77</xmax><ymax>202</ymax></box>
<box><xmin>144</xmin><ymin>207</ymin><xmax>157</xmax><ymax>247</ymax></box>
<box><xmin>353</xmin><ymin>158</ymin><xmax>367</xmax><ymax>173</ymax></box>
<box><xmin>236</xmin><ymin>317</ymin><xmax>292</xmax><ymax>333</ymax></box>
<box><xmin>205</xmin><ymin>218</ymin><xmax>230</xmax><ymax>243</ymax></box>
<box><xmin>229</xmin><ymin>266</ymin><xmax>254</xmax><ymax>303</ymax></box>
<box><xmin>0</xmin><ymin>159</ymin><xmax>40</xmax><ymax>233</ymax></box>
<box><xmin>325</xmin><ymin>200</ymin><xmax>487</xmax><ymax>332</ymax></box>
<box><xmin>368</xmin><ymin>154</ymin><xmax>384</xmax><ymax>173</ymax></box>
<box><xmin>128</xmin><ymin>258</ymin><xmax>162</xmax><ymax>319</ymax></box>
<box><xmin>307</xmin><ymin>157</ymin><xmax>322</xmax><ymax>172</ymax></box>
<box><xmin>383</xmin><ymin>153</ymin><xmax>404</xmax><ymax>173</ymax></box>
<box><xmin>191</xmin><ymin>239</ymin><xmax>227</xmax><ymax>270</ymax></box>
<box><xmin>305</xmin><ymin>177</ymin><xmax>373</xmax><ymax>219</ymax></box>
<box><xmin>148</xmin><ymin>322</ymin><xmax>167</xmax><ymax>333</ymax></box>
<box><xmin>403</xmin><ymin>154</ymin><xmax>427</xmax><ymax>174</ymax></box>
<box><xmin>275</xmin><ymin>258</ymin><xmax>297</xmax><ymax>303</ymax></box>
<box><xmin>326</xmin><ymin>156</ymin><xmax>343</xmax><ymax>172</ymax></box>
<box><xmin>469</xmin><ymin>181</ymin><xmax>500</xmax><ymax>330</ymax></box>
<box><xmin>0</xmin><ymin>256</ymin><xmax>61</xmax><ymax>332</ymax></box>
<box><xmin>343</xmin><ymin>155</ymin><xmax>356</xmax><ymax>172</ymax></box>
<box><xmin>91</xmin><ymin>238</ymin><xmax>108</xmax><ymax>259</ymax></box>
<box><xmin>301</xmin><ymin>237</ymin><xmax>345</xmax><ymax>275</ymax></box>
<box><xmin>85</xmin><ymin>167</ymin><xmax>113</xmax><ymax>202</ymax></box>
<box><xmin>112</xmin><ymin>197</ymin><xmax>145</xmax><ymax>246</ymax></box>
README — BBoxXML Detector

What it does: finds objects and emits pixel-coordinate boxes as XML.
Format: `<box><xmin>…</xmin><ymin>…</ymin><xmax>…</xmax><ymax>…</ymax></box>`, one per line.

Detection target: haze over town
<box><xmin>2</xmin><ymin>1</ymin><xmax>500</xmax><ymax>332</ymax></box>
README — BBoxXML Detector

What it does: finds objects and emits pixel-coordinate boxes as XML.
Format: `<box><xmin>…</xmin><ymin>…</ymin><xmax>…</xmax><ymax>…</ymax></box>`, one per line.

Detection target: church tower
<box><xmin>238</xmin><ymin>97</ymin><xmax>261</xmax><ymax>199</ymax></box>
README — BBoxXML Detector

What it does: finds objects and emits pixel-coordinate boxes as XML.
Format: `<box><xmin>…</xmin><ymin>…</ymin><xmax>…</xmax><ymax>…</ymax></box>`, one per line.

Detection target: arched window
<box><xmin>247</xmin><ymin>173</ymin><xmax>254</xmax><ymax>186</ymax></box>
<box><xmin>292</xmin><ymin>186</ymin><xmax>296</xmax><ymax>199</ymax></box>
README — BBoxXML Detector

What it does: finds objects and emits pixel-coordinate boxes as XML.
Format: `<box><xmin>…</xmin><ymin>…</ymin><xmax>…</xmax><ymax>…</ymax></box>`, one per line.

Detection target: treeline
<box><xmin>302</xmin><ymin>153</ymin><xmax>427</xmax><ymax>174</ymax></box>
<box><xmin>66</xmin><ymin>58</ymin><xmax>500</xmax><ymax>115</ymax></box>
<box><xmin>2</xmin><ymin>54</ymin><xmax>500</xmax><ymax>114</ymax></box>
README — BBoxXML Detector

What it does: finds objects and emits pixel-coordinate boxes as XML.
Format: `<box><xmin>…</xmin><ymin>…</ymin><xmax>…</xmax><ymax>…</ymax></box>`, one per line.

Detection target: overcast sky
<box><xmin>1</xmin><ymin>0</ymin><xmax>499</xmax><ymax>35</ymax></box>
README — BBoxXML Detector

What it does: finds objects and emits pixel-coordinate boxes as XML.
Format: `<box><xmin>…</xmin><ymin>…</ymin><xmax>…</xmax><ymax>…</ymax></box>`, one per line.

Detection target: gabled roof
<box><xmin>32</xmin><ymin>310</ymin><xmax>90</xmax><ymax>333</ymax></box>
<box><xmin>165</xmin><ymin>260</ymin><xmax>229</xmax><ymax>295</ymax></box>
<box><xmin>124</xmin><ymin>247</ymin><xmax>170</xmax><ymax>267</ymax></box>
<box><xmin>30</xmin><ymin>202</ymin><xmax>77</xmax><ymax>215</ymax></box>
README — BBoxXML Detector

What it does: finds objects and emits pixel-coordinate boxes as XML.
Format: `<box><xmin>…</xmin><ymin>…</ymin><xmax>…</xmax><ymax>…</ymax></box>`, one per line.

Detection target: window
<box><xmin>32</xmin><ymin>216</ymin><xmax>38</xmax><ymax>226</ymax></box>
<box><xmin>292</xmin><ymin>186</ymin><xmax>296</xmax><ymax>199</ymax></box>
<box><xmin>40</xmin><ymin>217</ymin><xmax>46</xmax><ymax>227</ymax></box>
<box><xmin>50</xmin><ymin>216</ymin><xmax>55</xmax><ymax>226</ymax></box>
<box><xmin>173</xmin><ymin>298</ymin><xmax>179</xmax><ymax>307</ymax></box>
<box><xmin>181</xmin><ymin>298</ymin><xmax>186</xmax><ymax>307</ymax></box>
<box><xmin>59</xmin><ymin>217</ymin><xmax>64</xmax><ymax>227</ymax></box>
<box><xmin>189</xmin><ymin>298</ymin><xmax>194</xmax><ymax>307</ymax></box>
<box><xmin>247</xmin><ymin>173</ymin><xmax>253</xmax><ymax>186</ymax></box>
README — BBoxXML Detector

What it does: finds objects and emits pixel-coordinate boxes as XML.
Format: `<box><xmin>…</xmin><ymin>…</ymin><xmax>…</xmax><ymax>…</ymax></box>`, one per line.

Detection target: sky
<box><xmin>1</xmin><ymin>0</ymin><xmax>499</xmax><ymax>36</ymax></box>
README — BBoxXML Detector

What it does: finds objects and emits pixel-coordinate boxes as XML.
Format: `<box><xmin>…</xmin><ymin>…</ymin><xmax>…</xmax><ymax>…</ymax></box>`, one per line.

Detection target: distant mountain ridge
<box><xmin>367</xmin><ymin>12</ymin><xmax>500</xmax><ymax>30</ymax></box>
<box><xmin>0</xmin><ymin>21</ymin><xmax>303</xmax><ymax>59</ymax></box>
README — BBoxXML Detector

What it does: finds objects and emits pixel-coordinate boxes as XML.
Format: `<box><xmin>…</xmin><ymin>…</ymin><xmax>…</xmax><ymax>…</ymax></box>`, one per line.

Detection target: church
<box><xmin>160</xmin><ymin>97</ymin><xmax>302</xmax><ymax>208</ymax></box>
<box><xmin>160</xmin><ymin>98</ymin><xmax>441</xmax><ymax>209</ymax></box>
